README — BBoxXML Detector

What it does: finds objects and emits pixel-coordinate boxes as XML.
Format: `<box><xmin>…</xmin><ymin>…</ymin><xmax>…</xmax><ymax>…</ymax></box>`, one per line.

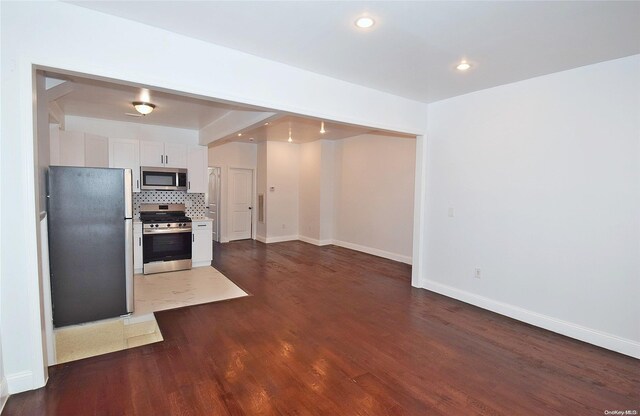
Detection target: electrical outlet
<box><xmin>474</xmin><ymin>268</ymin><xmax>481</xmax><ymax>279</ymax></box>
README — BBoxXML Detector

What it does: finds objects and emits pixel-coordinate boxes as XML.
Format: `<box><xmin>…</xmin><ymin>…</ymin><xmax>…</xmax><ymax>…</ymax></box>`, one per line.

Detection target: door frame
<box><xmin>225</xmin><ymin>166</ymin><xmax>256</xmax><ymax>242</ymax></box>
<box><xmin>207</xmin><ymin>166</ymin><xmax>221</xmax><ymax>242</ymax></box>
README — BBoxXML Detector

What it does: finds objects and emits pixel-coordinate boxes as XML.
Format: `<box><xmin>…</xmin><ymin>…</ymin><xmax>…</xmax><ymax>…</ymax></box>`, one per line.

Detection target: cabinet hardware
<box><xmin>138</xmin><ymin>237</ymin><xmax>141</xmax><ymax>246</ymax></box>
<box><xmin>161</xmin><ymin>155</ymin><xmax>163</xmax><ymax>164</ymax></box>
<box><xmin>136</xmin><ymin>179</ymin><xmax>139</xmax><ymax>189</ymax></box>
<box><xmin>188</xmin><ymin>181</ymin><xmax>191</xmax><ymax>190</ymax></box>
<box><xmin>192</xmin><ymin>234</ymin><xmax>195</xmax><ymax>242</ymax></box>
<box><xmin>166</xmin><ymin>155</ymin><xmax>168</xmax><ymax>164</ymax></box>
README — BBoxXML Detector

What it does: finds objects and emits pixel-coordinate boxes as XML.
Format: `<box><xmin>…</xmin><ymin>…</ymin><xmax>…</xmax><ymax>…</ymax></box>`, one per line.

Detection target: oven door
<box><xmin>143</xmin><ymin>229</ymin><xmax>192</xmax><ymax>268</ymax></box>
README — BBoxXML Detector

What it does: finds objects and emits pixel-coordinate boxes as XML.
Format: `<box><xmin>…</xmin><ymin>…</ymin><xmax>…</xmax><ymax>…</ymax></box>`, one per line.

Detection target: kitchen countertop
<box><xmin>190</xmin><ymin>217</ymin><xmax>213</xmax><ymax>222</ymax></box>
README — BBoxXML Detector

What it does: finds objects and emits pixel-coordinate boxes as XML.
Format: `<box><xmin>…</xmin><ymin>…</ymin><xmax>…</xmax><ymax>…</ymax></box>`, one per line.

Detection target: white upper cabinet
<box><xmin>109</xmin><ymin>138</ymin><xmax>141</xmax><ymax>192</ymax></box>
<box><xmin>187</xmin><ymin>145</ymin><xmax>207</xmax><ymax>194</ymax></box>
<box><xmin>164</xmin><ymin>143</ymin><xmax>187</xmax><ymax>168</ymax></box>
<box><xmin>84</xmin><ymin>134</ymin><xmax>109</xmax><ymax>168</ymax></box>
<box><xmin>139</xmin><ymin>141</ymin><xmax>165</xmax><ymax>167</ymax></box>
<box><xmin>140</xmin><ymin>141</ymin><xmax>187</xmax><ymax>168</ymax></box>
<box><xmin>55</xmin><ymin>130</ymin><xmax>109</xmax><ymax>168</ymax></box>
<box><xmin>58</xmin><ymin>130</ymin><xmax>85</xmax><ymax>167</ymax></box>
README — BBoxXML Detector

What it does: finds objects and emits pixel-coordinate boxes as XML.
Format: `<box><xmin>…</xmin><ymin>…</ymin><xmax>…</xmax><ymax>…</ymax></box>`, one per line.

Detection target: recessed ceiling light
<box><xmin>264</xmin><ymin>122</ymin><xmax>270</xmax><ymax>125</ymax></box>
<box><xmin>456</xmin><ymin>61</ymin><xmax>472</xmax><ymax>71</ymax></box>
<box><xmin>249</xmin><ymin>137</ymin><xmax>254</xmax><ymax>142</ymax></box>
<box><xmin>237</xmin><ymin>133</ymin><xmax>242</xmax><ymax>136</ymax></box>
<box><xmin>355</xmin><ymin>16</ymin><xmax>375</xmax><ymax>29</ymax></box>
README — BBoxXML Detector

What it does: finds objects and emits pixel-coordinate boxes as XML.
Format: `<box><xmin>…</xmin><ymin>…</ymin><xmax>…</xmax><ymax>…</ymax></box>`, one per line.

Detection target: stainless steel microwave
<box><xmin>140</xmin><ymin>167</ymin><xmax>187</xmax><ymax>191</ymax></box>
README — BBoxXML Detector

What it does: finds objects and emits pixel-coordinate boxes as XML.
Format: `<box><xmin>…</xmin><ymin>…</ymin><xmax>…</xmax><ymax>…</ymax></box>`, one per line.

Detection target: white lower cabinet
<box><xmin>133</xmin><ymin>222</ymin><xmax>143</xmax><ymax>273</ymax></box>
<box><xmin>192</xmin><ymin>220</ymin><xmax>213</xmax><ymax>267</ymax></box>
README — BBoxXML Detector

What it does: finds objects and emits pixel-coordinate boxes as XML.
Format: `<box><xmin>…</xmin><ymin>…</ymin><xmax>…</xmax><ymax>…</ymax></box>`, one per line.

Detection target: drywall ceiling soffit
<box><xmin>199</xmin><ymin>111</ymin><xmax>280</xmax><ymax>146</ymax></box>
<box><xmin>44</xmin><ymin>72</ymin><xmax>270</xmax><ymax>130</ymax></box>
<box><xmin>212</xmin><ymin>115</ymin><xmax>414</xmax><ymax>146</ymax></box>
<box><xmin>69</xmin><ymin>1</ymin><xmax>640</xmax><ymax>103</ymax></box>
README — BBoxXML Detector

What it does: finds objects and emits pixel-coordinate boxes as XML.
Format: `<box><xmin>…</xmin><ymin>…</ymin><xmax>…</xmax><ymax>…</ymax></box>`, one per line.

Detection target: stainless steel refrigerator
<box><xmin>47</xmin><ymin>166</ymin><xmax>134</xmax><ymax>327</ymax></box>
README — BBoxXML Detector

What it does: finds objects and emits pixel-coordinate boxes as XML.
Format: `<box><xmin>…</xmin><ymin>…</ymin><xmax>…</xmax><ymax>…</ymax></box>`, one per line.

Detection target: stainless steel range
<box><xmin>140</xmin><ymin>203</ymin><xmax>192</xmax><ymax>275</ymax></box>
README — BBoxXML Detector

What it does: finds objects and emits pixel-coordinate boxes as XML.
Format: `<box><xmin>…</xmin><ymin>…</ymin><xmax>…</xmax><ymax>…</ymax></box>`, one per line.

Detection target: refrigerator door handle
<box><xmin>123</xmin><ymin>168</ymin><xmax>133</xmax><ymax>219</ymax></box>
<box><xmin>124</xmin><ymin>218</ymin><xmax>134</xmax><ymax>313</ymax></box>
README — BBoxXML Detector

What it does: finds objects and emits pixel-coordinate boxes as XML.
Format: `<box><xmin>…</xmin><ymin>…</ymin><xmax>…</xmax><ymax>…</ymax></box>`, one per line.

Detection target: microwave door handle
<box><xmin>166</xmin><ymin>155</ymin><xmax>168</xmax><ymax>165</ymax></box>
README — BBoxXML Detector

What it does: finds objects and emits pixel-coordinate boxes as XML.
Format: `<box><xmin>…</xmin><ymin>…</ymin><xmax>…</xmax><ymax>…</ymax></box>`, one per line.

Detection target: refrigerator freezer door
<box><xmin>48</xmin><ymin>166</ymin><xmax>128</xmax><ymax>327</ymax></box>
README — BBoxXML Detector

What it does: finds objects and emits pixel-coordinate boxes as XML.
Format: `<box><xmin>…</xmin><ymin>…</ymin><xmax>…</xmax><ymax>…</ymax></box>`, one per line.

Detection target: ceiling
<box><xmin>215</xmin><ymin>115</ymin><xmax>412</xmax><ymax>146</ymax></box>
<box><xmin>45</xmin><ymin>73</ymin><xmax>256</xmax><ymax>130</ymax></box>
<box><xmin>68</xmin><ymin>1</ymin><xmax>640</xmax><ymax>104</ymax></box>
<box><xmin>44</xmin><ymin>73</ymin><xmax>413</xmax><ymax>144</ymax></box>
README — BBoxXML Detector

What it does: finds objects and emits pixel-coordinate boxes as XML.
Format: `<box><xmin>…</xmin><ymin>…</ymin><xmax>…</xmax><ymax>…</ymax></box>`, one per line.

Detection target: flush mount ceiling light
<box><xmin>355</xmin><ymin>16</ymin><xmax>375</xmax><ymax>29</ymax></box>
<box><xmin>132</xmin><ymin>101</ymin><xmax>155</xmax><ymax>115</ymax></box>
<box><xmin>320</xmin><ymin>121</ymin><xmax>326</xmax><ymax>134</ymax></box>
<box><xmin>456</xmin><ymin>61</ymin><xmax>472</xmax><ymax>71</ymax></box>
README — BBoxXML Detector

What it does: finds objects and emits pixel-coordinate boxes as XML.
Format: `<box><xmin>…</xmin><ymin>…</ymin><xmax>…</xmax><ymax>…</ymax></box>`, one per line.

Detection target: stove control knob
<box><xmin>167</xmin><ymin>224</ymin><xmax>171</xmax><ymax>227</ymax></box>
<box><xmin>155</xmin><ymin>224</ymin><xmax>159</xmax><ymax>228</ymax></box>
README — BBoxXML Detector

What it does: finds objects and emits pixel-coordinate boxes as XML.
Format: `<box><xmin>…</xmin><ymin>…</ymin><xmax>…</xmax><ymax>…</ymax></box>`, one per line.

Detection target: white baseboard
<box><xmin>7</xmin><ymin>371</ymin><xmax>33</xmax><ymax>394</ymax></box>
<box><xmin>419</xmin><ymin>278</ymin><xmax>640</xmax><ymax>359</ymax></box>
<box><xmin>297</xmin><ymin>235</ymin><xmax>332</xmax><ymax>246</ymax></box>
<box><xmin>0</xmin><ymin>376</ymin><xmax>8</xmax><ymax>414</ymax></box>
<box><xmin>332</xmin><ymin>240</ymin><xmax>412</xmax><ymax>265</ymax></box>
<box><xmin>264</xmin><ymin>235</ymin><xmax>299</xmax><ymax>244</ymax></box>
<box><xmin>255</xmin><ymin>235</ymin><xmax>267</xmax><ymax>243</ymax></box>
<box><xmin>192</xmin><ymin>261</ymin><xmax>212</xmax><ymax>268</ymax></box>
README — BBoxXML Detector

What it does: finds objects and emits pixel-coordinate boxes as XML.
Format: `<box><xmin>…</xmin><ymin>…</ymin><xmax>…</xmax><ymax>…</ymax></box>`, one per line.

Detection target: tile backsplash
<box><xmin>133</xmin><ymin>191</ymin><xmax>206</xmax><ymax>218</ymax></box>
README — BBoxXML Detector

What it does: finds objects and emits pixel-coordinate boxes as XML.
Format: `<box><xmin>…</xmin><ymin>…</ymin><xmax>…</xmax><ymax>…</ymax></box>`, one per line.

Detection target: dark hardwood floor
<box><xmin>5</xmin><ymin>240</ymin><xmax>639</xmax><ymax>415</ymax></box>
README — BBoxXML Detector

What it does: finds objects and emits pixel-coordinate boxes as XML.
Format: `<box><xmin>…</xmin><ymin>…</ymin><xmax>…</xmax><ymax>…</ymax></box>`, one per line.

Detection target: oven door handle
<box><xmin>143</xmin><ymin>227</ymin><xmax>192</xmax><ymax>235</ymax></box>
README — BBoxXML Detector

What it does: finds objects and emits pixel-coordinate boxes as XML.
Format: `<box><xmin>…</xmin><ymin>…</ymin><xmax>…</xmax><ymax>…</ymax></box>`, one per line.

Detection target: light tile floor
<box><xmin>134</xmin><ymin>265</ymin><xmax>248</xmax><ymax>315</ymax></box>
<box><xmin>54</xmin><ymin>266</ymin><xmax>247</xmax><ymax>364</ymax></box>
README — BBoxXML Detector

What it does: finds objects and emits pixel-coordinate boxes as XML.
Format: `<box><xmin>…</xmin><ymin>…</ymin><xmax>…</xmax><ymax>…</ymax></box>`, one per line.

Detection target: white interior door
<box><xmin>228</xmin><ymin>168</ymin><xmax>252</xmax><ymax>241</ymax></box>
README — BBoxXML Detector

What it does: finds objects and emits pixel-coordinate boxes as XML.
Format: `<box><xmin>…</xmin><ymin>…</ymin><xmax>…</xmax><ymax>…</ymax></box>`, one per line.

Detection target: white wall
<box><xmin>422</xmin><ymin>55</ymin><xmax>640</xmax><ymax>357</ymax></box>
<box><xmin>298</xmin><ymin>140</ymin><xmax>336</xmax><ymax>245</ymax></box>
<box><xmin>208</xmin><ymin>142</ymin><xmax>257</xmax><ymax>242</ymax></box>
<box><xmin>65</xmin><ymin>116</ymin><xmax>199</xmax><ymax>145</ymax></box>
<box><xmin>265</xmin><ymin>142</ymin><xmax>300</xmax><ymax>241</ymax></box>
<box><xmin>0</xmin><ymin>329</ymin><xmax>6</xmax><ymax>412</ymax></box>
<box><xmin>298</xmin><ymin>141</ymin><xmax>322</xmax><ymax>242</ymax></box>
<box><xmin>256</xmin><ymin>142</ymin><xmax>267</xmax><ymax>240</ymax></box>
<box><xmin>0</xmin><ymin>1</ymin><xmax>427</xmax><ymax>394</ymax></box>
<box><xmin>319</xmin><ymin>141</ymin><xmax>336</xmax><ymax>243</ymax></box>
<box><xmin>333</xmin><ymin>134</ymin><xmax>416</xmax><ymax>263</ymax></box>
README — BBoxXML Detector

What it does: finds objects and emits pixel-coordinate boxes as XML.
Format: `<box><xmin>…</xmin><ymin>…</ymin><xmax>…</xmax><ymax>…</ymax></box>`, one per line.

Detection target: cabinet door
<box><xmin>84</xmin><ymin>134</ymin><xmax>109</xmax><ymax>168</ymax></box>
<box><xmin>50</xmin><ymin>124</ymin><xmax>61</xmax><ymax>165</ymax></box>
<box><xmin>59</xmin><ymin>130</ymin><xmax>85</xmax><ymax>166</ymax></box>
<box><xmin>164</xmin><ymin>143</ymin><xmax>187</xmax><ymax>168</ymax></box>
<box><xmin>192</xmin><ymin>223</ymin><xmax>213</xmax><ymax>265</ymax></box>
<box><xmin>133</xmin><ymin>225</ymin><xmax>143</xmax><ymax>272</ymax></box>
<box><xmin>109</xmin><ymin>138</ymin><xmax>141</xmax><ymax>192</ymax></box>
<box><xmin>187</xmin><ymin>146</ymin><xmax>207</xmax><ymax>193</ymax></box>
<box><xmin>139</xmin><ymin>141</ymin><xmax>165</xmax><ymax>167</ymax></box>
